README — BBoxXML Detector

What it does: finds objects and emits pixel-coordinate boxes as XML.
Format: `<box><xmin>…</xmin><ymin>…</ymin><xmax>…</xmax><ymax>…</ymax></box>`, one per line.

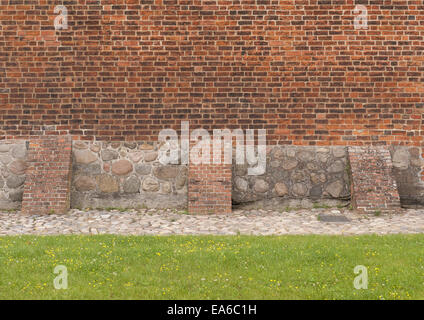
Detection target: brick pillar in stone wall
<box><xmin>187</xmin><ymin>136</ymin><xmax>232</xmax><ymax>214</ymax></box>
<box><xmin>347</xmin><ymin>146</ymin><xmax>401</xmax><ymax>214</ymax></box>
<box><xmin>21</xmin><ymin>135</ymin><xmax>73</xmax><ymax>215</ymax></box>
<box><xmin>188</xmin><ymin>161</ymin><xmax>232</xmax><ymax>214</ymax></box>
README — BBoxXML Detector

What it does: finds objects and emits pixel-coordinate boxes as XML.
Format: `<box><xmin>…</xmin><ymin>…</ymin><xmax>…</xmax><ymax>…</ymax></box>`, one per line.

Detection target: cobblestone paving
<box><xmin>0</xmin><ymin>208</ymin><xmax>423</xmax><ymax>236</ymax></box>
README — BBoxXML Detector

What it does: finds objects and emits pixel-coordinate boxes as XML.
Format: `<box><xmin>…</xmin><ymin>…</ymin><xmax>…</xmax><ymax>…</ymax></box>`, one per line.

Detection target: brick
<box><xmin>21</xmin><ymin>135</ymin><xmax>72</xmax><ymax>215</ymax></box>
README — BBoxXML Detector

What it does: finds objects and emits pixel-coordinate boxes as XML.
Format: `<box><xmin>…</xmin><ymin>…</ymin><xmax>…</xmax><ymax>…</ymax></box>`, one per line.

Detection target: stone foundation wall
<box><xmin>390</xmin><ymin>146</ymin><xmax>424</xmax><ymax>207</ymax></box>
<box><xmin>233</xmin><ymin>146</ymin><xmax>351</xmax><ymax>205</ymax></box>
<box><xmin>71</xmin><ymin>141</ymin><xmax>188</xmax><ymax>210</ymax></box>
<box><xmin>1</xmin><ymin>140</ymin><xmax>423</xmax><ymax>211</ymax></box>
<box><xmin>0</xmin><ymin>141</ymin><xmax>27</xmax><ymax>209</ymax></box>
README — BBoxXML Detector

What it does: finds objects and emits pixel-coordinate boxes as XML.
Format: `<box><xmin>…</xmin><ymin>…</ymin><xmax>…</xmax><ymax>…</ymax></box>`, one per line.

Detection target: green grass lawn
<box><xmin>0</xmin><ymin>234</ymin><xmax>423</xmax><ymax>299</ymax></box>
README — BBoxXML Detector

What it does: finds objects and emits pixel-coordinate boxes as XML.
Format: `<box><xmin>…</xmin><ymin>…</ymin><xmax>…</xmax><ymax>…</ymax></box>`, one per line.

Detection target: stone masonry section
<box><xmin>71</xmin><ymin>140</ymin><xmax>187</xmax><ymax>210</ymax></box>
<box><xmin>0</xmin><ymin>140</ymin><xmax>27</xmax><ymax>209</ymax></box>
<box><xmin>21</xmin><ymin>135</ymin><xmax>73</xmax><ymax>215</ymax></box>
<box><xmin>348</xmin><ymin>146</ymin><xmax>401</xmax><ymax>214</ymax></box>
<box><xmin>188</xmin><ymin>162</ymin><xmax>232</xmax><ymax>214</ymax></box>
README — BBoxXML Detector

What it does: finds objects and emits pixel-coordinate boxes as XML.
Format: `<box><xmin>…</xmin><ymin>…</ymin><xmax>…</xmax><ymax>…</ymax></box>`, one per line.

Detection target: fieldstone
<box><xmin>235</xmin><ymin>177</ymin><xmax>248</xmax><ymax>192</ymax></box>
<box><xmin>328</xmin><ymin>160</ymin><xmax>345</xmax><ymax>173</ymax></box>
<box><xmin>270</xmin><ymin>160</ymin><xmax>281</xmax><ymax>168</ymax></box>
<box><xmin>317</xmin><ymin>153</ymin><xmax>329</xmax><ymax>163</ymax></box>
<box><xmin>282</xmin><ymin>159</ymin><xmax>298</xmax><ymax>170</ymax></box>
<box><xmin>175</xmin><ymin>168</ymin><xmax>187</xmax><ymax>190</ymax></box>
<box><xmin>101</xmin><ymin>149</ymin><xmax>119</xmax><ymax>161</ymax></box>
<box><xmin>73</xmin><ymin>141</ymin><xmax>88</xmax><ymax>150</ymax></box>
<box><xmin>140</xmin><ymin>143</ymin><xmax>155</xmax><ymax>150</ymax></box>
<box><xmin>297</xmin><ymin>150</ymin><xmax>314</xmax><ymax>162</ymax></box>
<box><xmin>286</xmin><ymin>148</ymin><xmax>296</xmax><ymax>157</ymax></box>
<box><xmin>0</xmin><ymin>144</ymin><xmax>10</xmax><ymax>152</ymax></box>
<box><xmin>96</xmin><ymin>174</ymin><xmax>119</xmax><ymax>193</ymax></box>
<box><xmin>124</xmin><ymin>142</ymin><xmax>137</xmax><ymax>149</ymax></box>
<box><xmin>11</xmin><ymin>144</ymin><xmax>26</xmax><ymax>159</ymax></box>
<box><xmin>8</xmin><ymin>160</ymin><xmax>27</xmax><ymax>175</ymax></box>
<box><xmin>0</xmin><ymin>176</ymin><xmax>4</xmax><ymax>188</ymax></box>
<box><xmin>74</xmin><ymin>176</ymin><xmax>96</xmax><ymax>191</ymax></box>
<box><xmin>306</xmin><ymin>162</ymin><xmax>319</xmax><ymax>171</ymax></box>
<box><xmin>310</xmin><ymin>172</ymin><xmax>326</xmax><ymax>184</ymax></box>
<box><xmin>332</xmin><ymin>147</ymin><xmax>346</xmax><ymax>158</ymax></box>
<box><xmin>0</xmin><ymin>155</ymin><xmax>12</xmax><ymax>165</ymax></box>
<box><xmin>144</xmin><ymin>151</ymin><xmax>158</xmax><ymax>162</ymax></box>
<box><xmin>292</xmin><ymin>183</ymin><xmax>308</xmax><ymax>196</ymax></box>
<box><xmin>272</xmin><ymin>148</ymin><xmax>285</xmax><ymax>160</ymax></box>
<box><xmin>135</xmin><ymin>164</ymin><xmax>151</xmax><ymax>175</ymax></box>
<box><xmin>325</xmin><ymin>181</ymin><xmax>344</xmax><ymax>198</ymax></box>
<box><xmin>103</xmin><ymin>163</ymin><xmax>110</xmax><ymax>172</ymax></box>
<box><xmin>310</xmin><ymin>185</ymin><xmax>322</xmax><ymax>198</ymax></box>
<box><xmin>111</xmin><ymin>142</ymin><xmax>121</xmax><ymax>149</ymax></box>
<box><xmin>74</xmin><ymin>149</ymin><xmax>98</xmax><ymax>164</ymax></box>
<box><xmin>73</xmin><ymin>163</ymin><xmax>101</xmax><ymax>175</ymax></box>
<box><xmin>253</xmin><ymin>179</ymin><xmax>269</xmax><ymax>193</ymax></box>
<box><xmin>234</xmin><ymin>164</ymin><xmax>248</xmax><ymax>176</ymax></box>
<box><xmin>160</xmin><ymin>182</ymin><xmax>172</xmax><ymax>194</ymax></box>
<box><xmin>409</xmin><ymin>147</ymin><xmax>420</xmax><ymax>158</ymax></box>
<box><xmin>410</xmin><ymin>158</ymin><xmax>423</xmax><ymax>167</ymax></box>
<box><xmin>8</xmin><ymin>189</ymin><xmax>23</xmax><ymax>202</ymax></box>
<box><xmin>111</xmin><ymin>160</ymin><xmax>133</xmax><ymax>176</ymax></box>
<box><xmin>153</xmin><ymin>165</ymin><xmax>179</xmax><ymax>180</ymax></box>
<box><xmin>90</xmin><ymin>144</ymin><xmax>101</xmax><ymax>153</ymax></box>
<box><xmin>128</xmin><ymin>152</ymin><xmax>143</xmax><ymax>163</ymax></box>
<box><xmin>274</xmin><ymin>182</ymin><xmax>288</xmax><ymax>196</ymax></box>
<box><xmin>123</xmin><ymin>176</ymin><xmax>140</xmax><ymax>194</ymax></box>
<box><xmin>6</xmin><ymin>175</ymin><xmax>26</xmax><ymax>189</ymax></box>
<box><xmin>142</xmin><ymin>177</ymin><xmax>160</xmax><ymax>192</ymax></box>
<box><xmin>392</xmin><ymin>149</ymin><xmax>409</xmax><ymax>170</ymax></box>
<box><xmin>291</xmin><ymin>170</ymin><xmax>307</xmax><ymax>182</ymax></box>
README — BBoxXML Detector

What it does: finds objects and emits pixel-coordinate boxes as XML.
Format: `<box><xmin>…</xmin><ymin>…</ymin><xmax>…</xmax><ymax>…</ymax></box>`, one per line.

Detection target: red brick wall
<box><xmin>188</xmin><ymin>162</ymin><xmax>232</xmax><ymax>214</ymax></box>
<box><xmin>1</xmin><ymin>1</ymin><xmax>423</xmax><ymax>146</ymax></box>
<box><xmin>21</xmin><ymin>135</ymin><xmax>72</xmax><ymax>214</ymax></box>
